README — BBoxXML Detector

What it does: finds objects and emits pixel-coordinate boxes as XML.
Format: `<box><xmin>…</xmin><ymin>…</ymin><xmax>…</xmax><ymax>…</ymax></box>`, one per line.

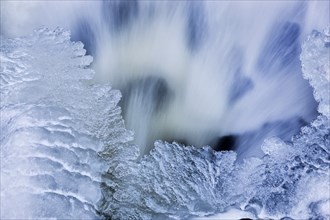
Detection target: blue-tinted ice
<box><xmin>0</xmin><ymin>28</ymin><xmax>329</xmax><ymax>219</ymax></box>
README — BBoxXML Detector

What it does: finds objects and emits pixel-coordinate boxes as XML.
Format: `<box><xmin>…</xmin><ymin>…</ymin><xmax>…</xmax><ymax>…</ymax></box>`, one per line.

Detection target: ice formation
<box><xmin>1</xmin><ymin>27</ymin><xmax>329</xmax><ymax>219</ymax></box>
<box><xmin>0</xmin><ymin>28</ymin><xmax>135</xmax><ymax>219</ymax></box>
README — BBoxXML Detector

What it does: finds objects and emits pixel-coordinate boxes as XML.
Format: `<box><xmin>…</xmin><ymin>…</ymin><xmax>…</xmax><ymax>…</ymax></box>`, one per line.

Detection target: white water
<box><xmin>1</xmin><ymin>1</ymin><xmax>328</xmax><ymax>157</ymax></box>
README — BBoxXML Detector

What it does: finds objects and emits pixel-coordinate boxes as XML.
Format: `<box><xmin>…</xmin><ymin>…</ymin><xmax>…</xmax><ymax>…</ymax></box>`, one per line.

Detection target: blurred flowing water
<box><xmin>1</xmin><ymin>1</ymin><xmax>328</xmax><ymax>157</ymax></box>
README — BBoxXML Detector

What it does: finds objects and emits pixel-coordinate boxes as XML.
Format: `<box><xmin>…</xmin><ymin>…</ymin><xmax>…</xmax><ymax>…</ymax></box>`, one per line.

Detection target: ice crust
<box><xmin>0</xmin><ymin>28</ymin><xmax>134</xmax><ymax>219</ymax></box>
<box><xmin>1</xmin><ymin>28</ymin><xmax>329</xmax><ymax>219</ymax></box>
<box><xmin>301</xmin><ymin>29</ymin><xmax>330</xmax><ymax>118</ymax></box>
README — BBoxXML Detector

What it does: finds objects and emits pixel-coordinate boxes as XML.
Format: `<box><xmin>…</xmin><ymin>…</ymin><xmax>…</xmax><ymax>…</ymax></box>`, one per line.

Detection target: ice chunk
<box><xmin>0</xmin><ymin>28</ymin><xmax>135</xmax><ymax>219</ymax></box>
<box><xmin>100</xmin><ymin>141</ymin><xmax>237</xmax><ymax>219</ymax></box>
<box><xmin>238</xmin><ymin>29</ymin><xmax>330</xmax><ymax>219</ymax></box>
<box><xmin>301</xmin><ymin>28</ymin><xmax>330</xmax><ymax>117</ymax></box>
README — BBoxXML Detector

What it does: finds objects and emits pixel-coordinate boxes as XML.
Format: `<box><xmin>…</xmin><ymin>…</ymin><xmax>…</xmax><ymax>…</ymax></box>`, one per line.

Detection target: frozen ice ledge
<box><xmin>0</xmin><ymin>28</ymin><xmax>329</xmax><ymax>219</ymax></box>
<box><xmin>0</xmin><ymin>28</ymin><xmax>135</xmax><ymax>219</ymax></box>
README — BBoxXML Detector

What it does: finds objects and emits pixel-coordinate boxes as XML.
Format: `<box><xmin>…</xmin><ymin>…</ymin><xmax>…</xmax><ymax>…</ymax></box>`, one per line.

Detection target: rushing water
<box><xmin>1</xmin><ymin>1</ymin><xmax>328</xmax><ymax>157</ymax></box>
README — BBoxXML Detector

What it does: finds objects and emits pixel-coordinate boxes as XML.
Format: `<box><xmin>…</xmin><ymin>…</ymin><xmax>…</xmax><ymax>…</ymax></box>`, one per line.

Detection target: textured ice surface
<box><xmin>0</xmin><ymin>28</ymin><xmax>134</xmax><ymax>219</ymax></box>
<box><xmin>1</xmin><ymin>28</ymin><xmax>329</xmax><ymax>219</ymax></box>
<box><xmin>301</xmin><ymin>29</ymin><xmax>330</xmax><ymax>118</ymax></box>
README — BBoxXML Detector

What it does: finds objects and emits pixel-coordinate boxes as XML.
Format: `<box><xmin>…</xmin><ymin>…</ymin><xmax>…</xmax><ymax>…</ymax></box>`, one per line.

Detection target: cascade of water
<box><xmin>1</xmin><ymin>1</ymin><xmax>328</xmax><ymax>157</ymax></box>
